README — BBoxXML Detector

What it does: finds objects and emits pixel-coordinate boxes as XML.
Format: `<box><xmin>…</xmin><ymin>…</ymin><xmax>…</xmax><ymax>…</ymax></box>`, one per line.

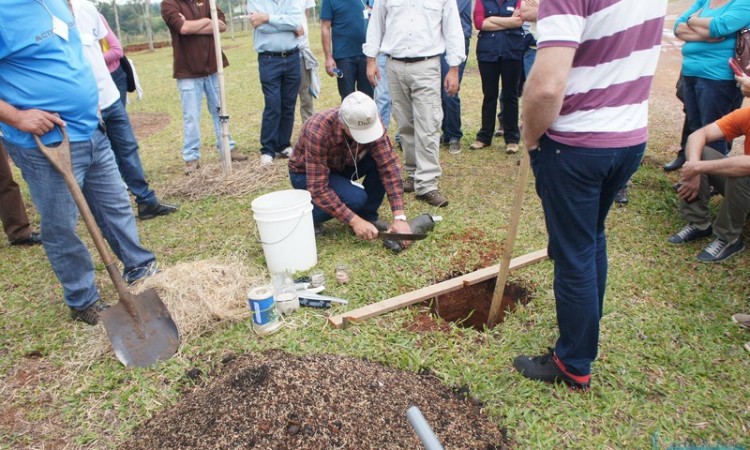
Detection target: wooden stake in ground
<box><xmin>209</xmin><ymin>0</ymin><xmax>232</xmax><ymax>174</ymax></box>
<box><xmin>487</xmin><ymin>149</ymin><xmax>531</xmax><ymax>328</ymax></box>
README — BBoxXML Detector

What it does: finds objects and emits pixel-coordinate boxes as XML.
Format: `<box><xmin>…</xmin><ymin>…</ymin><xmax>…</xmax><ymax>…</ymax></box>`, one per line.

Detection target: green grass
<box><xmin>1</xmin><ymin>25</ymin><xmax>749</xmax><ymax>449</ymax></box>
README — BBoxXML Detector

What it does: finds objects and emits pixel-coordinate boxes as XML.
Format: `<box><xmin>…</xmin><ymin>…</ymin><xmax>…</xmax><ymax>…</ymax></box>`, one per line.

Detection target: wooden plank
<box><xmin>327</xmin><ymin>248</ymin><xmax>547</xmax><ymax>329</ymax></box>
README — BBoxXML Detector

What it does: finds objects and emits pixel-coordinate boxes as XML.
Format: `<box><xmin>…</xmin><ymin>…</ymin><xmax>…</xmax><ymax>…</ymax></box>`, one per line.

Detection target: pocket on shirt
<box><xmin>387</xmin><ymin>0</ymin><xmax>405</xmax><ymax>8</ymax></box>
<box><xmin>79</xmin><ymin>32</ymin><xmax>96</xmax><ymax>47</ymax></box>
<box><xmin>423</xmin><ymin>0</ymin><xmax>442</xmax><ymax>13</ymax></box>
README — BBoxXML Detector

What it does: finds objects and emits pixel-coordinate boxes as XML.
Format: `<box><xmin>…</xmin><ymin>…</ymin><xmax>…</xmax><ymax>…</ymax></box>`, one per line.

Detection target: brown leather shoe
<box><xmin>416</xmin><ymin>189</ymin><xmax>449</xmax><ymax>207</ymax></box>
<box><xmin>403</xmin><ymin>177</ymin><xmax>415</xmax><ymax>193</ymax></box>
<box><xmin>184</xmin><ymin>160</ymin><xmax>200</xmax><ymax>175</ymax></box>
<box><xmin>230</xmin><ymin>151</ymin><xmax>248</xmax><ymax>162</ymax></box>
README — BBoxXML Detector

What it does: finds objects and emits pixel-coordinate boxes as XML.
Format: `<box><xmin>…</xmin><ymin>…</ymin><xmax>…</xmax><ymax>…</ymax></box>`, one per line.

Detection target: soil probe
<box><xmin>209</xmin><ymin>0</ymin><xmax>232</xmax><ymax>174</ymax></box>
<box><xmin>34</xmin><ymin>130</ymin><xmax>179</xmax><ymax>368</ymax></box>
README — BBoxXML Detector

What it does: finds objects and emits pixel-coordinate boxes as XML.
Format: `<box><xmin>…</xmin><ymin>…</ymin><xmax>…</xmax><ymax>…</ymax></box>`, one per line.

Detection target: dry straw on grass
<box><xmin>161</xmin><ymin>161</ymin><xmax>287</xmax><ymax>200</ymax></box>
<box><xmin>68</xmin><ymin>259</ymin><xmax>267</xmax><ymax>368</ymax></box>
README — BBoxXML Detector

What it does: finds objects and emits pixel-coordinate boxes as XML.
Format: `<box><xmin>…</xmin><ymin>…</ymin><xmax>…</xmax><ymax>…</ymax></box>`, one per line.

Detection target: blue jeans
<box><xmin>110</xmin><ymin>65</ymin><xmax>128</xmax><ymax>108</ymax></box>
<box><xmin>682</xmin><ymin>76</ymin><xmax>743</xmax><ymax>155</ymax></box>
<box><xmin>288</xmin><ymin>153</ymin><xmax>385</xmax><ymax>224</ymax></box>
<box><xmin>101</xmin><ymin>100</ymin><xmax>156</xmax><ymax>206</ymax></box>
<box><xmin>334</xmin><ymin>55</ymin><xmax>373</xmax><ymax>100</ymax></box>
<box><xmin>177</xmin><ymin>73</ymin><xmax>236</xmax><ymax>162</ymax></box>
<box><xmin>259</xmin><ymin>53</ymin><xmax>301</xmax><ymax>157</ymax></box>
<box><xmin>374</xmin><ymin>53</ymin><xmax>391</xmax><ymax>129</ymax></box>
<box><xmin>3</xmin><ymin>131</ymin><xmax>156</xmax><ymax>310</ymax></box>
<box><xmin>530</xmin><ymin>136</ymin><xmax>644</xmax><ymax>376</ymax></box>
<box><xmin>440</xmin><ymin>38</ymin><xmax>469</xmax><ymax>142</ymax></box>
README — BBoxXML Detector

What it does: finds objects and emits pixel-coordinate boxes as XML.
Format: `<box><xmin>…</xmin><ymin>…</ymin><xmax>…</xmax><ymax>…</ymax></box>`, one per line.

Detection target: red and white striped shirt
<box><xmin>537</xmin><ymin>0</ymin><xmax>667</xmax><ymax>148</ymax></box>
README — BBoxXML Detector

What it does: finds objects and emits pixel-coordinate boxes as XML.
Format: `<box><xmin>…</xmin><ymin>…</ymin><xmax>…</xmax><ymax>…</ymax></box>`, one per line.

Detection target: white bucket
<box><xmin>251</xmin><ymin>189</ymin><xmax>317</xmax><ymax>273</ymax></box>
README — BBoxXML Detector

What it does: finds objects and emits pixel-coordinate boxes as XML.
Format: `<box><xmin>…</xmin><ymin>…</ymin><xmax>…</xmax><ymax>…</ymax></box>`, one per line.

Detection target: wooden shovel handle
<box><xmin>487</xmin><ymin>149</ymin><xmax>531</xmax><ymax>328</ymax></box>
<box><xmin>33</xmin><ymin>130</ymin><xmax>134</xmax><ymax>306</ymax></box>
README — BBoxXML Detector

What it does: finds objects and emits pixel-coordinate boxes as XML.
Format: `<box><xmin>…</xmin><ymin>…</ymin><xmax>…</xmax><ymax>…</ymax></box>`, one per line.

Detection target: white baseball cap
<box><xmin>339</xmin><ymin>92</ymin><xmax>384</xmax><ymax>144</ymax></box>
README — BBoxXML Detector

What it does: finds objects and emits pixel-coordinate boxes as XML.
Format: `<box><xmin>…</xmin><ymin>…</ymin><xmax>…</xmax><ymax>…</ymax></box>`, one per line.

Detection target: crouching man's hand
<box><xmin>350</xmin><ymin>216</ymin><xmax>378</xmax><ymax>240</ymax></box>
<box><xmin>388</xmin><ymin>217</ymin><xmax>412</xmax><ymax>249</ymax></box>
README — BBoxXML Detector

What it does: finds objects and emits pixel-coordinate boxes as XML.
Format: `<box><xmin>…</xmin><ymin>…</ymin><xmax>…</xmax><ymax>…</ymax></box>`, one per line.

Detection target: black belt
<box><xmin>259</xmin><ymin>47</ymin><xmax>299</xmax><ymax>58</ymax></box>
<box><xmin>390</xmin><ymin>54</ymin><xmax>440</xmax><ymax>63</ymax></box>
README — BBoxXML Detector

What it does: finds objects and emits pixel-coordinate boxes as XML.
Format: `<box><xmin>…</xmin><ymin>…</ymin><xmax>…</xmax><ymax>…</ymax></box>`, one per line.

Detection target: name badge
<box><xmin>363</xmin><ymin>8</ymin><xmax>370</xmax><ymax>19</ymax></box>
<box><xmin>506</xmin><ymin>6</ymin><xmax>515</xmax><ymax>11</ymax></box>
<box><xmin>52</xmin><ymin>15</ymin><xmax>69</xmax><ymax>41</ymax></box>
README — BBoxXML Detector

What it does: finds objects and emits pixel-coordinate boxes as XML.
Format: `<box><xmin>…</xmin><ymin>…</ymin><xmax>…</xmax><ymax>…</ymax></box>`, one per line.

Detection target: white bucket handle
<box><xmin>254</xmin><ymin>209</ymin><xmax>307</xmax><ymax>246</ymax></box>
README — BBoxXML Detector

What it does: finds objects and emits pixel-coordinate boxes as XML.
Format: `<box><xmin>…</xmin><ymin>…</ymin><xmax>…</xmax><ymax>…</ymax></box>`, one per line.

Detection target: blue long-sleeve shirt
<box><xmin>247</xmin><ymin>0</ymin><xmax>302</xmax><ymax>53</ymax></box>
<box><xmin>675</xmin><ymin>0</ymin><xmax>750</xmax><ymax>80</ymax></box>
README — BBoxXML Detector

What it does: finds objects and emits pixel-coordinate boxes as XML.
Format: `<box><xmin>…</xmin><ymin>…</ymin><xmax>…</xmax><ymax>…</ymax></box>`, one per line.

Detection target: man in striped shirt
<box><xmin>513</xmin><ymin>0</ymin><xmax>667</xmax><ymax>390</ymax></box>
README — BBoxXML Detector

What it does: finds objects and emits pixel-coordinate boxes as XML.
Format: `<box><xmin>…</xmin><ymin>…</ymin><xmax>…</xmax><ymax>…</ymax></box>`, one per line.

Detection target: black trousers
<box><xmin>477</xmin><ymin>58</ymin><xmax>523</xmax><ymax>145</ymax></box>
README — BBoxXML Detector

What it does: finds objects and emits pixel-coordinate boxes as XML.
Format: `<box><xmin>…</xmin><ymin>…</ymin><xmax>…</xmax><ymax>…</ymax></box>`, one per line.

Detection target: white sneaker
<box><xmin>260</xmin><ymin>154</ymin><xmax>273</xmax><ymax>166</ymax></box>
<box><xmin>280</xmin><ymin>147</ymin><xmax>293</xmax><ymax>158</ymax></box>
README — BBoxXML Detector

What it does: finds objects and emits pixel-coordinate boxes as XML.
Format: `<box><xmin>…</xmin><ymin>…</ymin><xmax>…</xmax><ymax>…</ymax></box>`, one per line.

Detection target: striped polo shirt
<box><xmin>537</xmin><ymin>0</ymin><xmax>667</xmax><ymax>149</ymax></box>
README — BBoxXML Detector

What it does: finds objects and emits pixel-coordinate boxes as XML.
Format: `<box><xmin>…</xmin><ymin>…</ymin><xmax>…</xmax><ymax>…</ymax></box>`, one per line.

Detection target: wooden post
<box><xmin>486</xmin><ymin>150</ymin><xmax>531</xmax><ymax>328</ymax></box>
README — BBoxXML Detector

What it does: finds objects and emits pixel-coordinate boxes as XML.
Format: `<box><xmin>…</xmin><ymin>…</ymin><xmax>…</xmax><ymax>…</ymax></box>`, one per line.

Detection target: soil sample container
<box><xmin>335</xmin><ymin>264</ymin><xmax>350</xmax><ymax>284</ymax></box>
<box><xmin>247</xmin><ymin>285</ymin><xmax>281</xmax><ymax>335</ymax></box>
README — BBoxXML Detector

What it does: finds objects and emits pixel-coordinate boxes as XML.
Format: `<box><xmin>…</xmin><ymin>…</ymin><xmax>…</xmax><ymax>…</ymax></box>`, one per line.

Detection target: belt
<box><xmin>258</xmin><ymin>47</ymin><xmax>299</xmax><ymax>58</ymax></box>
<box><xmin>390</xmin><ymin>54</ymin><xmax>441</xmax><ymax>63</ymax></box>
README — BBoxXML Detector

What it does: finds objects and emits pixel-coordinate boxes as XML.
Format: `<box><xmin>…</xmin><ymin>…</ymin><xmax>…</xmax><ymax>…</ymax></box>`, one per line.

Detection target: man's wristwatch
<box><xmin>394</xmin><ymin>214</ymin><xmax>407</xmax><ymax>222</ymax></box>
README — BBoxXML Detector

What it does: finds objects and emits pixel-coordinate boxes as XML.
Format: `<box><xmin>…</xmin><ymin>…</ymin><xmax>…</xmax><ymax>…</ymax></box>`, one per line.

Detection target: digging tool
<box><xmin>209</xmin><ymin>0</ymin><xmax>232</xmax><ymax>174</ymax></box>
<box><xmin>377</xmin><ymin>232</ymin><xmax>428</xmax><ymax>241</ymax></box>
<box><xmin>487</xmin><ymin>149</ymin><xmax>531</xmax><ymax>328</ymax></box>
<box><xmin>34</xmin><ymin>130</ymin><xmax>179</xmax><ymax>368</ymax></box>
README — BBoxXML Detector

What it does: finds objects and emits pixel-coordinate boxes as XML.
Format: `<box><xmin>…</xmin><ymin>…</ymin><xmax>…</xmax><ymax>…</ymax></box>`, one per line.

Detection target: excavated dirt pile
<box><xmin>119</xmin><ymin>350</ymin><xmax>511</xmax><ymax>450</ymax></box>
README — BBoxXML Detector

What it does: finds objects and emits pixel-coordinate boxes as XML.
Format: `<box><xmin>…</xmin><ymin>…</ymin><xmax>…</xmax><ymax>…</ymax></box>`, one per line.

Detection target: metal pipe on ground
<box><xmin>407</xmin><ymin>406</ymin><xmax>444</xmax><ymax>450</ymax></box>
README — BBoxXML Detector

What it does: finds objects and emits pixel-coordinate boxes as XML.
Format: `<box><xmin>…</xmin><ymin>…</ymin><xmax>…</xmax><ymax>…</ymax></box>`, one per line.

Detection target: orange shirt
<box><xmin>715</xmin><ymin>107</ymin><xmax>750</xmax><ymax>155</ymax></box>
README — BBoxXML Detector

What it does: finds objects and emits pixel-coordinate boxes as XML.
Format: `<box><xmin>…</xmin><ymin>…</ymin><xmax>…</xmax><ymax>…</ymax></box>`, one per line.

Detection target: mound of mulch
<box><xmin>119</xmin><ymin>351</ymin><xmax>511</xmax><ymax>450</ymax></box>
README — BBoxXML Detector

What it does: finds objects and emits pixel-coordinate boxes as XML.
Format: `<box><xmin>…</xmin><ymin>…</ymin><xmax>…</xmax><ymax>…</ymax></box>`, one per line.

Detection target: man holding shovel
<box><xmin>289</xmin><ymin>92</ymin><xmax>411</xmax><ymax>241</ymax></box>
<box><xmin>513</xmin><ymin>0</ymin><xmax>667</xmax><ymax>390</ymax></box>
<box><xmin>0</xmin><ymin>0</ymin><xmax>158</xmax><ymax>325</ymax></box>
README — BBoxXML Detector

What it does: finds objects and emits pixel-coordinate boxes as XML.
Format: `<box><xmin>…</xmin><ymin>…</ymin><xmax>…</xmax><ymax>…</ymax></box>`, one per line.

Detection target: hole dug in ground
<box><xmin>431</xmin><ymin>280</ymin><xmax>532</xmax><ymax>331</ymax></box>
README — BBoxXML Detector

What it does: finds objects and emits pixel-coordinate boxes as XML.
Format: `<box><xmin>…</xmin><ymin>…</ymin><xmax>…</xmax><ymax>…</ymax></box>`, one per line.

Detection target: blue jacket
<box><xmin>475</xmin><ymin>0</ymin><xmax>526</xmax><ymax>62</ymax></box>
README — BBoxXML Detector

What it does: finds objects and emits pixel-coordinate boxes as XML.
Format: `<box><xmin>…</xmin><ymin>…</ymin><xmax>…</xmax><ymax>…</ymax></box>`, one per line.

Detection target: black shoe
<box><xmin>10</xmin><ymin>231</ymin><xmax>42</xmax><ymax>246</ymax></box>
<box><xmin>138</xmin><ymin>201</ymin><xmax>178</xmax><ymax>220</ymax></box>
<box><xmin>314</xmin><ymin>223</ymin><xmax>325</xmax><ymax>236</ymax></box>
<box><xmin>614</xmin><ymin>188</ymin><xmax>628</xmax><ymax>206</ymax></box>
<box><xmin>70</xmin><ymin>300</ymin><xmax>109</xmax><ymax>325</ymax></box>
<box><xmin>513</xmin><ymin>348</ymin><xmax>590</xmax><ymax>390</ymax></box>
<box><xmin>367</xmin><ymin>219</ymin><xmax>389</xmax><ymax>232</ymax></box>
<box><xmin>663</xmin><ymin>151</ymin><xmax>685</xmax><ymax>171</ymax></box>
<box><xmin>667</xmin><ymin>223</ymin><xmax>713</xmax><ymax>244</ymax></box>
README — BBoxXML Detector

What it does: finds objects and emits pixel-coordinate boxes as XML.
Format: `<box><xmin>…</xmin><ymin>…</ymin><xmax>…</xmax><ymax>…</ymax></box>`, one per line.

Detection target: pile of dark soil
<box><xmin>119</xmin><ymin>351</ymin><xmax>510</xmax><ymax>450</ymax></box>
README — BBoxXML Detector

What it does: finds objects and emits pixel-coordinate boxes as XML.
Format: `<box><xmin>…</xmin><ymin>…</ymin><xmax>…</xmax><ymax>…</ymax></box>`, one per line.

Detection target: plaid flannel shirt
<box><xmin>289</xmin><ymin>107</ymin><xmax>404</xmax><ymax>224</ymax></box>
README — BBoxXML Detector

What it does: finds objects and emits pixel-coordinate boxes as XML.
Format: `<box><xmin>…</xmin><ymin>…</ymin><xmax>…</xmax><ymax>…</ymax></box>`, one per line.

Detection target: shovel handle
<box><xmin>33</xmin><ymin>130</ymin><xmax>136</xmax><ymax>313</ymax></box>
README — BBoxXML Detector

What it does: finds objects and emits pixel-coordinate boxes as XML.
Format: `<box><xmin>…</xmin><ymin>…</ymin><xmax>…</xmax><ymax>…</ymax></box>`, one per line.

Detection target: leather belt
<box><xmin>390</xmin><ymin>54</ymin><xmax>440</xmax><ymax>63</ymax></box>
<box><xmin>259</xmin><ymin>47</ymin><xmax>299</xmax><ymax>58</ymax></box>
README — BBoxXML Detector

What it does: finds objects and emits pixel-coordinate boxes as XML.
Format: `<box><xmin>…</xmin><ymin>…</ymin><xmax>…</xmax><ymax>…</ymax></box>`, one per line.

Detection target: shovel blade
<box><xmin>100</xmin><ymin>288</ymin><xmax>180</xmax><ymax>368</ymax></box>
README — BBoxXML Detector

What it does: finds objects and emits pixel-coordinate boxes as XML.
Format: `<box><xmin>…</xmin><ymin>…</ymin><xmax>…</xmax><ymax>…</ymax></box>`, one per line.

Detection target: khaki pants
<box><xmin>387</xmin><ymin>57</ymin><xmax>443</xmax><ymax>195</ymax></box>
<box><xmin>679</xmin><ymin>146</ymin><xmax>750</xmax><ymax>243</ymax></box>
<box><xmin>298</xmin><ymin>54</ymin><xmax>314</xmax><ymax>124</ymax></box>
<box><xmin>0</xmin><ymin>141</ymin><xmax>32</xmax><ymax>243</ymax></box>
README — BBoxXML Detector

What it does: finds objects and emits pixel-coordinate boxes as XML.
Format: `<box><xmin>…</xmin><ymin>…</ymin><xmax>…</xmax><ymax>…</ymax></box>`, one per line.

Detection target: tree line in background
<box><xmin>93</xmin><ymin>1</ymin><xmax>320</xmax><ymax>48</ymax></box>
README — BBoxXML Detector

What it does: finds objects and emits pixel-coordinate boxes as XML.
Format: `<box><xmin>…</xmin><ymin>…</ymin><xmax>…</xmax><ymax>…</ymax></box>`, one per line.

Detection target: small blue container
<box><xmin>247</xmin><ymin>286</ymin><xmax>281</xmax><ymax>334</ymax></box>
